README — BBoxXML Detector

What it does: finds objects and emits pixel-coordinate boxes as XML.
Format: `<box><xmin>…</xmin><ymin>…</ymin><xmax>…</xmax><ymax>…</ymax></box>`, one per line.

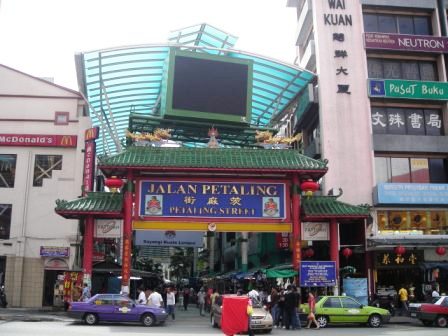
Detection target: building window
<box><xmin>33</xmin><ymin>155</ymin><xmax>63</xmax><ymax>187</ymax></box>
<box><xmin>375</xmin><ymin>157</ymin><xmax>448</xmax><ymax>184</ymax></box>
<box><xmin>0</xmin><ymin>204</ymin><xmax>12</xmax><ymax>240</ymax></box>
<box><xmin>368</xmin><ymin>58</ymin><xmax>438</xmax><ymax>81</ymax></box>
<box><xmin>0</xmin><ymin>154</ymin><xmax>17</xmax><ymax>188</ymax></box>
<box><xmin>54</xmin><ymin>112</ymin><xmax>69</xmax><ymax>125</ymax></box>
<box><xmin>371</xmin><ymin>107</ymin><xmax>443</xmax><ymax>136</ymax></box>
<box><xmin>363</xmin><ymin>13</ymin><xmax>432</xmax><ymax>35</ymax></box>
<box><xmin>377</xmin><ymin>210</ymin><xmax>447</xmax><ymax>235</ymax></box>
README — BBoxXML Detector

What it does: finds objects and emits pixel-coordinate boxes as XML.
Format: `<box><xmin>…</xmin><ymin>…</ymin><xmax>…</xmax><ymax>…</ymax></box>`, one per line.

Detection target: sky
<box><xmin>0</xmin><ymin>0</ymin><xmax>298</xmax><ymax>91</ymax></box>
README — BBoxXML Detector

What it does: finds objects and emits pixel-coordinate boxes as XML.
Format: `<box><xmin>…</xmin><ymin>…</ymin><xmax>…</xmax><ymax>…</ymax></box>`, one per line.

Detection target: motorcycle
<box><xmin>0</xmin><ymin>285</ymin><xmax>7</xmax><ymax>308</ymax></box>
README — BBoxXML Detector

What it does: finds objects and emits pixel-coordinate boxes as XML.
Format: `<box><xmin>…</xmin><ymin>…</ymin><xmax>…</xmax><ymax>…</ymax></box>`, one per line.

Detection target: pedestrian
<box><xmin>166</xmin><ymin>287</ymin><xmax>176</xmax><ymax>320</ymax></box>
<box><xmin>79</xmin><ymin>283</ymin><xmax>91</xmax><ymax>302</ymax></box>
<box><xmin>197</xmin><ymin>288</ymin><xmax>206</xmax><ymax>316</ymax></box>
<box><xmin>269</xmin><ymin>288</ymin><xmax>280</xmax><ymax>328</ymax></box>
<box><xmin>277</xmin><ymin>289</ymin><xmax>285</xmax><ymax>328</ymax></box>
<box><xmin>246</xmin><ymin>298</ymin><xmax>255</xmax><ymax>336</ymax></box>
<box><xmin>431</xmin><ymin>285</ymin><xmax>440</xmax><ymax>298</ymax></box>
<box><xmin>183</xmin><ymin>287</ymin><xmax>190</xmax><ymax>310</ymax></box>
<box><xmin>305</xmin><ymin>290</ymin><xmax>319</xmax><ymax>329</ymax></box>
<box><xmin>147</xmin><ymin>288</ymin><xmax>164</xmax><ymax>308</ymax></box>
<box><xmin>211</xmin><ymin>288</ymin><xmax>220</xmax><ymax>307</ymax></box>
<box><xmin>398</xmin><ymin>285</ymin><xmax>409</xmax><ymax>313</ymax></box>
<box><xmin>137</xmin><ymin>286</ymin><xmax>147</xmax><ymax>305</ymax></box>
<box><xmin>283</xmin><ymin>285</ymin><xmax>300</xmax><ymax>330</ymax></box>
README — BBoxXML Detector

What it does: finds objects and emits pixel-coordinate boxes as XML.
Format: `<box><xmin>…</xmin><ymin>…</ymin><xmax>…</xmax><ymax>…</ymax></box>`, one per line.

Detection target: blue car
<box><xmin>68</xmin><ymin>294</ymin><xmax>168</xmax><ymax>326</ymax></box>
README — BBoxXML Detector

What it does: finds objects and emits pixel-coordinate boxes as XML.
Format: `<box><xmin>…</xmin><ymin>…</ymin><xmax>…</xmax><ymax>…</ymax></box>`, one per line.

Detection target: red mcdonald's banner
<box><xmin>84</xmin><ymin>127</ymin><xmax>99</xmax><ymax>142</ymax></box>
<box><xmin>0</xmin><ymin>134</ymin><xmax>77</xmax><ymax>147</ymax></box>
<box><xmin>82</xmin><ymin>127</ymin><xmax>99</xmax><ymax>196</ymax></box>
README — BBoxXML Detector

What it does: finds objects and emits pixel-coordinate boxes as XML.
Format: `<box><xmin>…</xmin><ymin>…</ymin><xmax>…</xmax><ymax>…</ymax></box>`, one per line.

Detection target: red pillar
<box><xmin>292</xmin><ymin>175</ymin><xmax>301</xmax><ymax>279</ymax></box>
<box><xmin>329</xmin><ymin>218</ymin><xmax>339</xmax><ymax>295</ymax></box>
<box><xmin>83</xmin><ymin>216</ymin><xmax>94</xmax><ymax>285</ymax></box>
<box><xmin>121</xmin><ymin>174</ymin><xmax>133</xmax><ymax>295</ymax></box>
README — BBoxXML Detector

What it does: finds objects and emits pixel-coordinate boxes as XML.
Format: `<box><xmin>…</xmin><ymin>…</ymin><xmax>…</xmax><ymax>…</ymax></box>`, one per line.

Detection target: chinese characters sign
<box><xmin>364</xmin><ymin>33</ymin><xmax>448</xmax><ymax>53</ymax></box>
<box><xmin>82</xmin><ymin>127</ymin><xmax>99</xmax><ymax>196</ymax></box>
<box><xmin>368</xmin><ymin>79</ymin><xmax>448</xmax><ymax>101</ymax></box>
<box><xmin>300</xmin><ymin>261</ymin><xmax>336</xmax><ymax>287</ymax></box>
<box><xmin>376</xmin><ymin>251</ymin><xmax>423</xmax><ymax>267</ymax></box>
<box><xmin>138</xmin><ymin>180</ymin><xmax>288</xmax><ymax>220</ymax></box>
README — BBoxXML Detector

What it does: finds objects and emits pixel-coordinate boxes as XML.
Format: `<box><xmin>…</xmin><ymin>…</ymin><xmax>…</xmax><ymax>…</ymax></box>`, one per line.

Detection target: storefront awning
<box><xmin>301</xmin><ymin>195</ymin><xmax>370</xmax><ymax>220</ymax></box>
<box><xmin>367</xmin><ymin>235</ymin><xmax>448</xmax><ymax>248</ymax></box>
<box><xmin>420</xmin><ymin>262</ymin><xmax>448</xmax><ymax>271</ymax></box>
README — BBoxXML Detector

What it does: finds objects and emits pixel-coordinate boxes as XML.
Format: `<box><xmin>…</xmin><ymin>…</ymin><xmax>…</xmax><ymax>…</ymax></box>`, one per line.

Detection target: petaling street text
<box><xmin>168</xmin><ymin>206</ymin><xmax>256</xmax><ymax>216</ymax></box>
<box><xmin>147</xmin><ymin>183</ymin><xmax>279</xmax><ymax>196</ymax></box>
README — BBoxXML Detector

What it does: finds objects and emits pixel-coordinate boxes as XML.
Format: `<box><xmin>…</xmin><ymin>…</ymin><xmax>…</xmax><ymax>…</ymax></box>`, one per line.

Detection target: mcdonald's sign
<box><xmin>0</xmin><ymin>134</ymin><xmax>77</xmax><ymax>147</ymax></box>
<box><xmin>84</xmin><ymin>127</ymin><xmax>99</xmax><ymax>142</ymax></box>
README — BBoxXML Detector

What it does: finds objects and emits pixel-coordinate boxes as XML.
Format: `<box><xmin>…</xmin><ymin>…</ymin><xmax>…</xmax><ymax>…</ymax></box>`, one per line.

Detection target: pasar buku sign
<box><xmin>0</xmin><ymin>134</ymin><xmax>77</xmax><ymax>147</ymax></box>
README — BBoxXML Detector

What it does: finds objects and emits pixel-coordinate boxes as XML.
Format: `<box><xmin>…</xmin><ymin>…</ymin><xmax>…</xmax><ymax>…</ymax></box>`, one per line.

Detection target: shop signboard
<box><xmin>95</xmin><ymin>219</ymin><xmax>122</xmax><ymax>238</ymax></box>
<box><xmin>135</xmin><ymin>230</ymin><xmax>203</xmax><ymax>247</ymax></box>
<box><xmin>276</xmin><ymin>233</ymin><xmax>290</xmax><ymax>249</ymax></box>
<box><xmin>301</xmin><ymin>222</ymin><xmax>329</xmax><ymax>241</ymax></box>
<box><xmin>375</xmin><ymin>251</ymin><xmax>423</xmax><ymax>268</ymax></box>
<box><xmin>374</xmin><ymin>183</ymin><xmax>448</xmax><ymax>205</ymax></box>
<box><xmin>300</xmin><ymin>261</ymin><xmax>336</xmax><ymax>287</ymax></box>
<box><xmin>364</xmin><ymin>33</ymin><xmax>448</xmax><ymax>53</ymax></box>
<box><xmin>368</xmin><ymin>79</ymin><xmax>448</xmax><ymax>101</ymax></box>
<box><xmin>0</xmin><ymin>134</ymin><xmax>77</xmax><ymax>147</ymax></box>
<box><xmin>137</xmin><ymin>180</ymin><xmax>288</xmax><ymax>220</ymax></box>
<box><xmin>40</xmin><ymin>246</ymin><xmax>70</xmax><ymax>257</ymax></box>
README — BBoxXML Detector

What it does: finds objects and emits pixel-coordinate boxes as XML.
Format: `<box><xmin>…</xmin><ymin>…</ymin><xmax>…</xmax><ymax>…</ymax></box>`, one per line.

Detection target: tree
<box><xmin>134</xmin><ymin>257</ymin><xmax>163</xmax><ymax>276</ymax></box>
<box><xmin>169</xmin><ymin>247</ymin><xmax>193</xmax><ymax>282</ymax></box>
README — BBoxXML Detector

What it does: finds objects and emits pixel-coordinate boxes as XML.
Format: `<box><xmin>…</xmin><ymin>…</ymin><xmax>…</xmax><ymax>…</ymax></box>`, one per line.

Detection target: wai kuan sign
<box><xmin>137</xmin><ymin>179</ymin><xmax>289</xmax><ymax>220</ymax></box>
<box><xmin>368</xmin><ymin>79</ymin><xmax>448</xmax><ymax>101</ymax></box>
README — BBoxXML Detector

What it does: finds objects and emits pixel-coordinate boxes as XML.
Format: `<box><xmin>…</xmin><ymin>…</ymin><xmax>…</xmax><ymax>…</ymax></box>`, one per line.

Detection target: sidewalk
<box><xmin>0</xmin><ymin>307</ymin><xmax>75</xmax><ymax>322</ymax></box>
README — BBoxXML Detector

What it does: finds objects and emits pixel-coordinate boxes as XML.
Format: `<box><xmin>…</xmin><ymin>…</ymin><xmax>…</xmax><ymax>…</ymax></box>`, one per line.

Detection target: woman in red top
<box><xmin>306</xmin><ymin>291</ymin><xmax>320</xmax><ymax>329</ymax></box>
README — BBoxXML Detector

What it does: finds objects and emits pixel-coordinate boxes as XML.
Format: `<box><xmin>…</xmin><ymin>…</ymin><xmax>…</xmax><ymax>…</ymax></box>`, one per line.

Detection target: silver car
<box><xmin>211</xmin><ymin>295</ymin><xmax>273</xmax><ymax>333</ymax></box>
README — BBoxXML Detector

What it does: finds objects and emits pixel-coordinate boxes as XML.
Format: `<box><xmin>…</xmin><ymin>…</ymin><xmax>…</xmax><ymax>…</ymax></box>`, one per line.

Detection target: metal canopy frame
<box><xmin>76</xmin><ymin>24</ymin><xmax>315</xmax><ymax>155</ymax></box>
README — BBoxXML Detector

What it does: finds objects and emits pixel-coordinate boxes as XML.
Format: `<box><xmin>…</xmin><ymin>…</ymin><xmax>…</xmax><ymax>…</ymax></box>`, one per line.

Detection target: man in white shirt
<box><xmin>137</xmin><ymin>287</ymin><xmax>147</xmax><ymax>305</ymax></box>
<box><xmin>432</xmin><ymin>287</ymin><xmax>440</xmax><ymax>298</ymax></box>
<box><xmin>147</xmin><ymin>288</ymin><xmax>164</xmax><ymax>308</ymax></box>
<box><xmin>166</xmin><ymin>287</ymin><xmax>176</xmax><ymax>320</ymax></box>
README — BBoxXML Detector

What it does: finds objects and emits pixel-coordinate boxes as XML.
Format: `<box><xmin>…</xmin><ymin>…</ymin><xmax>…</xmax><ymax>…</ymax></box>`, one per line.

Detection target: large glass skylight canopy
<box><xmin>76</xmin><ymin>23</ymin><xmax>315</xmax><ymax>155</ymax></box>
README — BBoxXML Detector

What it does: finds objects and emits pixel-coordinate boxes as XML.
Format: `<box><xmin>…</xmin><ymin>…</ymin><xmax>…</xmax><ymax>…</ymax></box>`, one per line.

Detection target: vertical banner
<box><xmin>276</xmin><ymin>233</ymin><xmax>290</xmax><ymax>249</ymax></box>
<box><xmin>82</xmin><ymin>127</ymin><xmax>99</xmax><ymax>196</ymax></box>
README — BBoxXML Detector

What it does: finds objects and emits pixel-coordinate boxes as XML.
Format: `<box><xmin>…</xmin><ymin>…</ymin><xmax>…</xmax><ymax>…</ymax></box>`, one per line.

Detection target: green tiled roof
<box><xmin>98</xmin><ymin>146</ymin><xmax>328</xmax><ymax>173</ymax></box>
<box><xmin>301</xmin><ymin>196</ymin><xmax>369</xmax><ymax>219</ymax></box>
<box><xmin>55</xmin><ymin>192</ymin><xmax>123</xmax><ymax>218</ymax></box>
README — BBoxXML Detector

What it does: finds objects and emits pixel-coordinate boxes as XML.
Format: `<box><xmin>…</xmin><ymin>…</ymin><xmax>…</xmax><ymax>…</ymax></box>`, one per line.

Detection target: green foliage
<box><xmin>169</xmin><ymin>247</ymin><xmax>193</xmax><ymax>281</ymax></box>
<box><xmin>134</xmin><ymin>257</ymin><xmax>163</xmax><ymax>276</ymax></box>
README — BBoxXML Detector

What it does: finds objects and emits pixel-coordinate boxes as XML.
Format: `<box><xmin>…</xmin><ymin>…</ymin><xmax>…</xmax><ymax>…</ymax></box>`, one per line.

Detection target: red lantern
<box><xmin>435</xmin><ymin>247</ymin><xmax>446</xmax><ymax>256</ymax></box>
<box><xmin>342</xmin><ymin>247</ymin><xmax>353</xmax><ymax>259</ymax></box>
<box><xmin>394</xmin><ymin>245</ymin><xmax>406</xmax><ymax>256</ymax></box>
<box><xmin>105</xmin><ymin>176</ymin><xmax>123</xmax><ymax>193</ymax></box>
<box><xmin>300</xmin><ymin>179</ymin><xmax>319</xmax><ymax>197</ymax></box>
<box><xmin>304</xmin><ymin>248</ymin><xmax>314</xmax><ymax>258</ymax></box>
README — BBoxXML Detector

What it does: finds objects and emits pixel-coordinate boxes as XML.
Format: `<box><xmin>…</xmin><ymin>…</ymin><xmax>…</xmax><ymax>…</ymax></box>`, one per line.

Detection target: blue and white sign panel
<box><xmin>300</xmin><ymin>261</ymin><xmax>336</xmax><ymax>287</ymax></box>
<box><xmin>138</xmin><ymin>180</ymin><xmax>287</xmax><ymax>219</ymax></box>
<box><xmin>135</xmin><ymin>230</ymin><xmax>204</xmax><ymax>248</ymax></box>
<box><xmin>375</xmin><ymin>183</ymin><xmax>448</xmax><ymax>205</ymax></box>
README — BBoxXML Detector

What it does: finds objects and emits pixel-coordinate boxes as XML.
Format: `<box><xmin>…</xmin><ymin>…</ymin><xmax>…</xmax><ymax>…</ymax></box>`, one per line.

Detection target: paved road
<box><xmin>0</xmin><ymin>306</ymin><xmax>446</xmax><ymax>336</ymax></box>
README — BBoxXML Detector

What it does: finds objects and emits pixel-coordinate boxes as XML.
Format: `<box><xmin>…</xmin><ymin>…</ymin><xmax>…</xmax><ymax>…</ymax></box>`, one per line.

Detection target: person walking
<box><xmin>183</xmin><ymin>287</ymin><xmax>190</xmax><ymax>311</ymax></box>
<box><xmin>246</xmin><ymin>298</ymin><xmax>255</xmax><ymax>336</ymax></box>
<box><xmin>269</xmin><ymin>288</ymin><xmax>280</xmax><ymax>328</ymax></box>
<box><xmin>166</xmin><ymin>287</ymin><xmax>176</xmax><ymax>320</ymax></box>
<box><xmin>79</xmin><ymin>283</ymin><xmax>91</xmax><ymax>302</ymax></box>
<box><xmin>197</xmin><ymin>288</ymin><xmax>206</xmax><ymax>316</ymax></box>
<box><xmin>398</xmin><ymin>285</ymin><xmax>409</xmax><ymax>314</ymax></box>
<box><xmin>147</xmin><ymin>288</ymin><xmax>164</xmax><ymax>308</ymax></box>
<box><xmin>305</xmin><ymin>290</ymin><xmax>319</xmax><ymax>329</ymax></box>
<box><xmin>137</xmin><ymin>286</ymin><xmax>147</xmax><ymax>305</ymax></box>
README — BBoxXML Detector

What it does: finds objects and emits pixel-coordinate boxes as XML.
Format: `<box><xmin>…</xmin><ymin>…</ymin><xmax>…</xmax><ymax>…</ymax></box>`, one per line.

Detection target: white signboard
<box><xmin>135</xmin><ymin>230</ymin><xmax>204</xmax><ymax>247</ymax></box>
<box><xmin>301</xmin><ymin>222</ymin><xmax>330</xmax><ymax>241</ymax></box>
<box><xmin>95</xmin><ymin>219</ymin><xmax>122</xmax><ymax>238</ymax></box>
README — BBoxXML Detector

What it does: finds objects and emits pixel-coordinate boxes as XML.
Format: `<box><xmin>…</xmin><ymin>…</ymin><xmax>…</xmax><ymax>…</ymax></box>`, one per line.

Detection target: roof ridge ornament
<box><xmin>255</xmin><ymin>130</ymin><xmax>302</xmax><ymax>149</ymax></box>
<box><xmin>207</xmin><ymin>127</ymin><xmax>220</xmax><ymax>148</ymax></box>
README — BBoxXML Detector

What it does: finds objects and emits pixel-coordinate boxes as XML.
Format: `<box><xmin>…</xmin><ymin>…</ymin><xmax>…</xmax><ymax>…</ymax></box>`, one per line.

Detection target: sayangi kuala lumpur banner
<box><xmin>137</xmin><ymin>180</ymin><xmax>288</xmax><ymax>220</ymax></box>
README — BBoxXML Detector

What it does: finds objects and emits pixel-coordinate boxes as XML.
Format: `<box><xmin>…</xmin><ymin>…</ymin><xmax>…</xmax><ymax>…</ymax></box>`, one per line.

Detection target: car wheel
<box><xmin>368</xmin><ymin>314</ymin><xmax>382</xmax><ymax>328</ymax></box>
<box><xmin>422</xmin><ymin>320</ymin><xmax>433</xmax><ymax>327</ymax></box>
<box><xmin>141</xmin><ymin>313</ymin><xmax>155</xmax><ymax>327</ymax></box>
<box><xmin>435</xmin><ymin>315</ymin><xmax>447</xmax><ymax>328</ymax></box>
<box><xmin>211</xmin><ymin>314</ymin><xmax>218</xmax><ymax>328</ymax></box>
<box><xmin>84</xmin><ymin>313</ymin><xmax>98</xmax><ymax>325</ymax></box>
<box><xmin>316</xmin><ymin>315</ymin><xmax>328</xmax><ymax>328</ymax></box>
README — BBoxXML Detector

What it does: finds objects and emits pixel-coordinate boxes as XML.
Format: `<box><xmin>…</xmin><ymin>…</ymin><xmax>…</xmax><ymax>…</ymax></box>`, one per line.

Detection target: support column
<box><xmin>330</xmin><ymin>218</ymin><xmax>339</xmax><ymax>295</ymax></box>
<box><xmin>121</xmin><ymin>176</ymin><xmax>133</xmax><ymax>295</ymax></box>
<box><xmin>83</xmin><ymin>216</ymin><xmax>94</xmax><ymax>286</ymax></box>
<box><xmin>365</xmin><ymin>250</ymin><xmax>374</xmax><ymax>299</ymax></box>
<box><xmin>241</xmin><ymin>232</ymin><xmax>248</xmax><ymax>272</ymax></box>
<box><xmin>292</xmin><ymin>175</ymin><xmax>301</xmax><ymax>281</ymax></box>
<box><xmin>208</xmin><ymin>232</ymin><xmax>215</xmax><ymax>273</ymax></box>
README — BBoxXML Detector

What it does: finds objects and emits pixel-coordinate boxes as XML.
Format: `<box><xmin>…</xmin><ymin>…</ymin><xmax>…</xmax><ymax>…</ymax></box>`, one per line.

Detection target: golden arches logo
<box><xmin>60</xmin><ymin>135</ymin><xmax>74</xmax><ymax>146</ymax></box>
<box><xmin>84</xmin><ymin>127</ymin><xmax>98</xmax><ymax>141</ymax></box>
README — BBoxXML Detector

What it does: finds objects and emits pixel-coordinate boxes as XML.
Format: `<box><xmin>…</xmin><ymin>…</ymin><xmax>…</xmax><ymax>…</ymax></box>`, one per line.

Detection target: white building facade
<box><xmin>288</xmin><ymin>0</ymin><xmax>448</xmax><ymax>297</ymax></box>
<box><xmin>0</xmin><ymin>64</ymin><xmax>90</xmax><ymax>307</ymax></box>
